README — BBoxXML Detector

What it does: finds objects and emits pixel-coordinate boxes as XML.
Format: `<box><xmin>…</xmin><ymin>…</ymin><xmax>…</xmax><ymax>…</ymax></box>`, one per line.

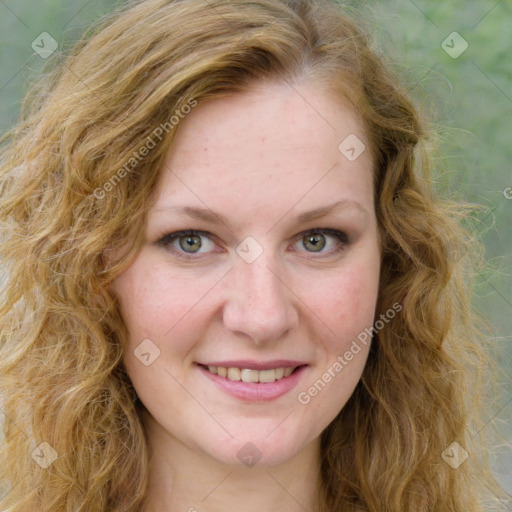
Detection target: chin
<box><xmin>198</xmin><ymin>424</ymin><xmax>318</xmax><ymax>469</ymax></box>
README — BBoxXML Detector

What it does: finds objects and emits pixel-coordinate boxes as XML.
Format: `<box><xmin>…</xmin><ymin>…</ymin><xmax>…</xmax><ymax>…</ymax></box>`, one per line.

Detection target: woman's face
<box><xmin>111</xmin><ymin>80</ymin><xmax>381</xmax><ymax>468</ymax></box>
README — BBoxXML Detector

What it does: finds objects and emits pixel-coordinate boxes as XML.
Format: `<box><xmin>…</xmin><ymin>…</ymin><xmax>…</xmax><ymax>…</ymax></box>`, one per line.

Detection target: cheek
<box><xmin>113</xmin><ymin>267</ymin><xmax>169</xmax><ymax>338</ymax></box>
<box><xmin>296</xmin><ymin>265</ymin><xmax>378</xmax><ymax>419</ymax></box>
<box><xmin>112</xmin><ymin>260</ymin><xmax>225</xmax><ymax>353</ymax></box>
<box><xmin>303</xmin><ymin>262</ymin><xmax>379</xmax><ymax>346</ymax></box>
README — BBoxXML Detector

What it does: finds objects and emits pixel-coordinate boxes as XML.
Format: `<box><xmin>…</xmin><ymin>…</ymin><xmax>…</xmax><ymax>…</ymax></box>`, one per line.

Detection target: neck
<box><xmin>143</xmin><ymin>415</ymin><xmax>323</xmax><ymax>512</ymax></box>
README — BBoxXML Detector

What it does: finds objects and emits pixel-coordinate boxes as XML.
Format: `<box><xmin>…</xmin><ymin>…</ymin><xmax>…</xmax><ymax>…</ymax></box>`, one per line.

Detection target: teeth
<box><xmin>258</xmin><ymin>369</ymin><xmax>276</xmax><ymax>383</ymax></box>
<box><xmin>205</xmin><ymin>365</ymin><xmax>298</xmax><ymax>383</ymax></box>
<box><xmin>227</xmin><ymin>367</ymin><xmax>241</xmax><ymax>381</ymax></box>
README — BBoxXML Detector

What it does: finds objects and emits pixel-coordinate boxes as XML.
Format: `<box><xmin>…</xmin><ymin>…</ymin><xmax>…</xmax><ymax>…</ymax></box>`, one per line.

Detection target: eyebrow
<box><xmin>153</xmin><ymin>199</ymin><xmax>368</xmax><ymax>229</ymax></box>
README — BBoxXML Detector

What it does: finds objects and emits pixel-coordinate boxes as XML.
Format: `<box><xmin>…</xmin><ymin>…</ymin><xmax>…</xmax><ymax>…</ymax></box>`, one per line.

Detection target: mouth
<box><xmin>198</xmin><ymin>364</ymin><xmax>305</xmax><ymax>383</ymax></box>
<box><xmin>196</xmin><ymin>361</ymin><xmax>308</xmax><ymax>401</ymax></box>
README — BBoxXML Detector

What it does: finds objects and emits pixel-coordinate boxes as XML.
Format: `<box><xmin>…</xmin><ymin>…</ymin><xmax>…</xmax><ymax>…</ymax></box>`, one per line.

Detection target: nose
<box><xmin>222</xmin><ymin>253</ymin><xmax>299</xmax><ymax>345</ymax></box>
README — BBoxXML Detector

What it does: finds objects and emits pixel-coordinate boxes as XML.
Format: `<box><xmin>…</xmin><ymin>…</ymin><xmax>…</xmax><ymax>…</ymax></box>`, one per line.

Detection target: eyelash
<box><xmin>155</xmin><ymin>228</ymin><xmax>349</xmax><ymax>261</ymax></box>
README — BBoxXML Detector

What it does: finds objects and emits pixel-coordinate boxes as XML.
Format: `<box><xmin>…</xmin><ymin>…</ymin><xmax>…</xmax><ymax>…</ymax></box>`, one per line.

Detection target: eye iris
<box><xmin>303</xmin><ymin>233</ymin><xmax>325</xmax><ymax>252</ymax></box>
<box><xmin>179</xmin><ymin>235</ymin><xmax>201</xmax><ymax>253</ymax></box>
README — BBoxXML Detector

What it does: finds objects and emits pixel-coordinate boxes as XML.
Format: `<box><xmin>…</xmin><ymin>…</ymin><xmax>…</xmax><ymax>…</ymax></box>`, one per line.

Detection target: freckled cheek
<box><xmin>306</xmin><ymin>266</ymin><xmax>378</xmax><ymax>351</ymax></box>
<box><xmin>116</xmin><ymin>266</ymin><xmax>219</xmax><ymax>348</ymax></box>
<box><xmin>114</xmin><ymin>281</ymin><xmax>194</xmax><ymax>381</ymax></box>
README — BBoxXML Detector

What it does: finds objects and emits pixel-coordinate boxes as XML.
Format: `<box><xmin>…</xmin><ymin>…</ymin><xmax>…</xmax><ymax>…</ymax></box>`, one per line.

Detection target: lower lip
<box><xmin>198</xmin><ymin>364</ymin><xmax>307</xmax><ymax>401</ymax></box>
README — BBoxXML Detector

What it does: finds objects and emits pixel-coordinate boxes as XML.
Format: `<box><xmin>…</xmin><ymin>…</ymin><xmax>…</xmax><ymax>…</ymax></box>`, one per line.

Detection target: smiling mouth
<box><xmin>199</xmin><ymin>364</ymin><xmax>305</xmax><ymax>383</ymax></box>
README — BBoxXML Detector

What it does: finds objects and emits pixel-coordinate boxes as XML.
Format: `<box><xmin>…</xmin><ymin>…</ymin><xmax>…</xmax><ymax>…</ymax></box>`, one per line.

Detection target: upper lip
<box><xmin>198</xmin><ymin>360</ymin><xmax>308</xmax><ymax>371</ymax></box>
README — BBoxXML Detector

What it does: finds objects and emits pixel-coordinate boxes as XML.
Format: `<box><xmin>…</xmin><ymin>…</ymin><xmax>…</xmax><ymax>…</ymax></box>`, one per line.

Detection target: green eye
<box><xmin>156</xmin><ymin>228</ymin><xmax>349</xmax><ymax>261</ymax></box>
<box><xmin>295</xmin><ymin>228</ymin><xmax>348</xmax><ymax>255</ymax></box>
<box><xmin>178</xmin><ymin>234</ymin><xmax>202</xmax><ymax>253</ymax></box>
<box><xmin>156</xmin><ymin>229</ymin><xmax>214</xmax><ymax>259</ymax></box>
<box><xmin>302</xmin><ymin>233</ymin><xmax>326</xmax><ymax>252</ymax></box>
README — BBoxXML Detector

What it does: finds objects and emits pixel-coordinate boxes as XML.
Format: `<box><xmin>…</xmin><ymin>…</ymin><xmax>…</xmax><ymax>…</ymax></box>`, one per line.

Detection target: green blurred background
<box><xmin>0</xmin><ymin>0</ymin><xmax>510</xmax><ymax>501</ymax></box>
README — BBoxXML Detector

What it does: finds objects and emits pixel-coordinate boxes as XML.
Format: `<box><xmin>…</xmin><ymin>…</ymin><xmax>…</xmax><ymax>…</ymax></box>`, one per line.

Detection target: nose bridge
<box><xmin>222</xmin><ymin>251</ymin><xmax>297</xmax><ymax>344</ymax></box>
<box><xmin>240</xmin><ymin>256</ymin><xmax>282</xmax><ymax>307</ymax></box>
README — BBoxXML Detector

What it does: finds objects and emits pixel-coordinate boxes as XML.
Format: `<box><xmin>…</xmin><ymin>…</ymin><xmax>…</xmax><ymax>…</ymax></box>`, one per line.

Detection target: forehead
<box><xmin>152</xmin><ymin>80</ymin><xmax>374</xmax><ymax>223</ymax></box>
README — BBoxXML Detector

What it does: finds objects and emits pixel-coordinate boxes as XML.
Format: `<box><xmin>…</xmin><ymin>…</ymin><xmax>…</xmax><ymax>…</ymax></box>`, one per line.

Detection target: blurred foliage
<box><xmin>1</xmin><ymin>0</ymin><xmax>511</xmax><ymax>489</ymax></box>
<box><xmin>340</xmin><ymin>0</ymin><xmax>512</xmax><ymax>349</ymax></box>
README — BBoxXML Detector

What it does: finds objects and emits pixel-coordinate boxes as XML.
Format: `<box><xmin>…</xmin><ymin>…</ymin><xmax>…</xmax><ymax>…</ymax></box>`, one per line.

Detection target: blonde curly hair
<box><xmin>0</xmin><ymin>0</ymin><xmax>506</xmax><ymax>510</ymax></box>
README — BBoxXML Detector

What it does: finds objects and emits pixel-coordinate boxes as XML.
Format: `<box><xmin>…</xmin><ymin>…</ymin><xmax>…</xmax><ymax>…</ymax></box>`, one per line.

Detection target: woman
<box><xmin>0</xmin><ymin>0</ymin><xmax>506</xmax><ymax>510</ymax></box>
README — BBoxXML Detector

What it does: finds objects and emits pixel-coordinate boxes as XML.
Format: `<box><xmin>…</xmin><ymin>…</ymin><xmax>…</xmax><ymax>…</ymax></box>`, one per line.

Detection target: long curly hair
<box><xmin>0</xmin><ymin>0</ymin><xmax>506</xmax><ymax>510</ymax></box>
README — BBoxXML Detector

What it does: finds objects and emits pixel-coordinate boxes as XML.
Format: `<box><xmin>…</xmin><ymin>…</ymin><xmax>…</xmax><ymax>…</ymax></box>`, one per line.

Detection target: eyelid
<box><xmin>156</xmin><ymin>229</ymin><xmax>214</xmax><ymax>247</ymax></box>
<box><xmin>155</xmin><ymin>227</ymin><xmax>349</xmax><ymax>260</ymax></box>
<box><xmin>295</xmin><ymin>227</ymin><xmax>349</xmax><ymax>245</ymax></box>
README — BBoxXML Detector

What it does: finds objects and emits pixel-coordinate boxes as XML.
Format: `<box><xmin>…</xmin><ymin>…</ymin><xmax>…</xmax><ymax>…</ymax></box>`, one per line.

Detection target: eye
<box><xmin>156</xmin><ymin>229</ymin><xmax>217</xmax><ymax>260</ymax></box>
<box><xmin>156</xmin><ymin>228</ymin><xmax>349</xmax><ymax>260</ymax></box>
<box><xmin>293</xmin><ymin>228</ymin><xmax>349</xmax><ymax>256</ymax></box>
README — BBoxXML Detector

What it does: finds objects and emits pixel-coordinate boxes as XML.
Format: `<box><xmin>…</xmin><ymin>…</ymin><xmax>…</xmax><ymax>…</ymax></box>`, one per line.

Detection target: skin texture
<box><xmin>111</xmin><ymin>79</ymin><xmax>381</xmax><ymax>511</ymax></box>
